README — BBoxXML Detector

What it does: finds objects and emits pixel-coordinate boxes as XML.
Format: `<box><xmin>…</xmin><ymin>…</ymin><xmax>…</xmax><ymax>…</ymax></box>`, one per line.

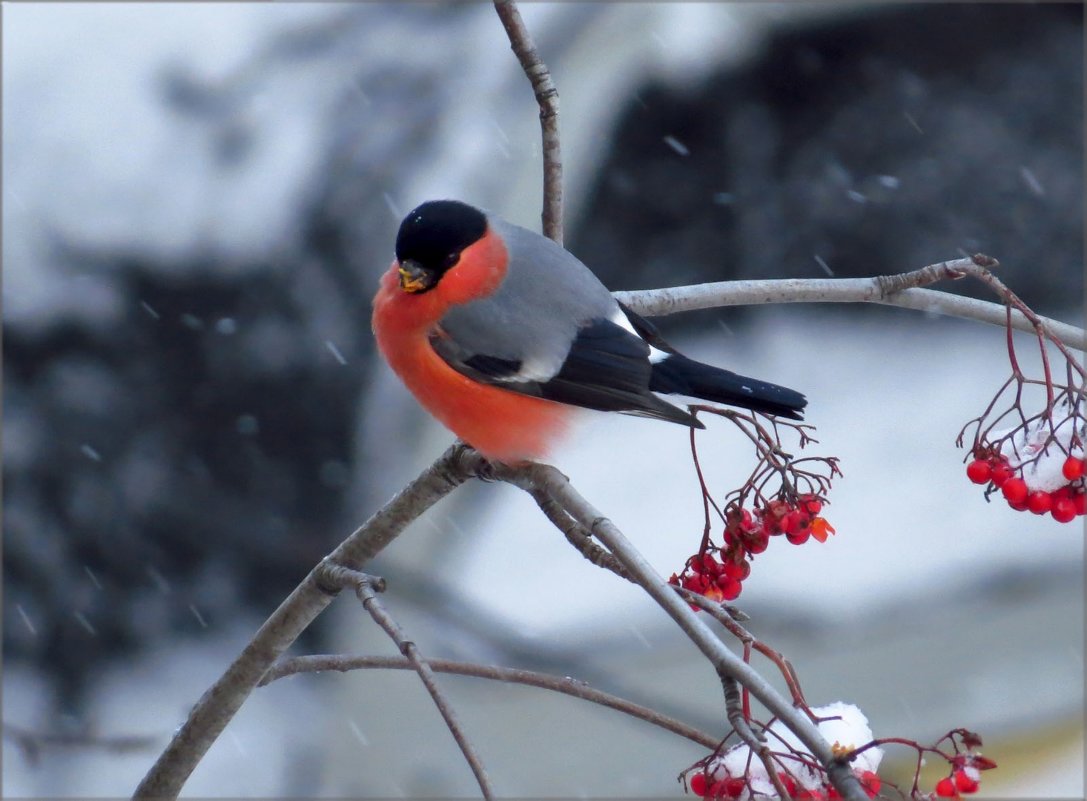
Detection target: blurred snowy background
<box><xmin>3</xmin><ymin>2</ymin><xmax>1083</xmax><ymax>797</ymax></box>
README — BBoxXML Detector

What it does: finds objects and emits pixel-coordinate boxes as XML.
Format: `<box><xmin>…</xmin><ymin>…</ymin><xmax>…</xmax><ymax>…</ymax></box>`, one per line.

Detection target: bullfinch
<box><xmin>372</xmin><ymin>199</ymin><xmax>806</xmax><ymax>463</ymax></box>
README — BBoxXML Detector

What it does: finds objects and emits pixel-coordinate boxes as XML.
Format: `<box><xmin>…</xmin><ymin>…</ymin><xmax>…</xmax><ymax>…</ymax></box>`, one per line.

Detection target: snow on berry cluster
<box><xmin>670</xmin><ymin>495</ymin><xmax>833</xmax><ymax>605</ymax></box>
<box><xmin>933</xmin><ymin>753</ymin><xmax>996</xmax><ymax>799</ymax></box>
<box><xmin>683</xmin><ymin>703</ymin><xmax>882</xmax><ymax>800</ymax></box>
<box><xmin>965</xmin><ymin>421</ymin><xmax>1085</xmax><ymax>522</ymax></box>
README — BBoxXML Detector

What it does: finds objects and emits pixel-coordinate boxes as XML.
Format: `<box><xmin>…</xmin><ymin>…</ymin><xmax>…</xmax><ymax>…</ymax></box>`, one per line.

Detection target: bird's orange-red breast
<box><xmin>372</xmin><ymin>200</ymin><xmax>807</xmax><ymax>464</ymax></box>
<box><xmin>372</xmin><ymin>214</ymin><xmax>573</xmax><ymax>462</ymax></box>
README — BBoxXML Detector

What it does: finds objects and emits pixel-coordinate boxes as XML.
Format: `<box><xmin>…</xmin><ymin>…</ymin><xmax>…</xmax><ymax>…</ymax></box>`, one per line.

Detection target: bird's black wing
<box><xmin>618</xmin><ymin>302</ymin><xmax>806</xmax><ymax>420</ymax></box>
<box><xmin>616</xmin><ymin>301</ymin><xmax>679</xmax><ymax>355</ymax></box>
<box><xmin>430</xmin><ymin>317</ymin><xmax>702</xmax><ymax>427</ymax></box>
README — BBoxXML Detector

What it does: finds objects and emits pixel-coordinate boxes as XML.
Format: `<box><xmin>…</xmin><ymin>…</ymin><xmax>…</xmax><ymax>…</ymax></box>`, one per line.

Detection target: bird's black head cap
<box><xmin>395</xmin><ymin>200</ymin><xmax>488</xmax><ymax>274</ymax></box>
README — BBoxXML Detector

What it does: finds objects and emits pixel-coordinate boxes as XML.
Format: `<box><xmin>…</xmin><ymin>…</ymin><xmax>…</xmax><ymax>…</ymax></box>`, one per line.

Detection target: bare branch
<box><xmin>717</xmin><ymin>672</ymin><xmax>770</xmax><ymax>766</ymax></box>
<box><xmin>4</xmin><ymin>722</ymin><xmax>158</xmax><ymax>766</ymax></box>
<box><xmin>490</xmin><ymin>462</ymin><xmax>870</xmax><ymax>801</ymax></box>
<box><xmin>323</xmin><ymin>568</ymin><xmax>494</xmax><ymax>800</ymax></box>
<box><xmin>493</xmin><ymin>0</ymin><xmax>562</xmax><ymax>244</ymax></box>
<box><xmin>133</xmin><ymin>444</ymin><xmax>475</xmax><ymax>800</ymax></box>
<box><xmin>261</xmin><ymin>654</ymin><xmax>719</xmax><ymax>750</ymax></box>
<box><xmin>615</xmin><ymin>257</ymin><xmax>1085</xmax><ymax>351</ymax></box>
<box><xmin>525</xmin><ymin>484</ymin><xmax>631</xmax><ymax>578</ymax></box>
<box><xmin>586</xmin><ymin>509</ymin><xmax>866</xmax><ymax>801</ymax></box>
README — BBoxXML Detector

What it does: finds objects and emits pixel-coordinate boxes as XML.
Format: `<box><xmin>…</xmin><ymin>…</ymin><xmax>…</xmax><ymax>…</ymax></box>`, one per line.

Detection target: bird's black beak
<box><xmin>397</xmin><ymin>259</ymin><xmax>436</xmax><ymax>293</ymax></box>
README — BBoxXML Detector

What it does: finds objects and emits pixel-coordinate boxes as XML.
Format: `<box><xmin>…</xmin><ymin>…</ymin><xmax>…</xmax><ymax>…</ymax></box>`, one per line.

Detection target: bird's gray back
<box><xmin>439</xmin><ymin>216</ymin><xmax>619</xmax><ymax>367</ymax></box>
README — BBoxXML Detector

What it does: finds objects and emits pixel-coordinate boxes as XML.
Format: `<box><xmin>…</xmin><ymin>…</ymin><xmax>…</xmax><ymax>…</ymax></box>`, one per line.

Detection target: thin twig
<box><xmin>672</xmin><ymin>586</ymin><xmax>806</xmax><ymax>708</ymax></box>
<box><xmin>260</xmin><ymin>654</ymin><xmax>718</xmax><ymax>749</ymax></box>
<box><xmin>960</xmin><ymin>259</ymin><xmax>1085</xmax><ymax>380</ymax></box>
<box><xmin>322</xmin><ymin>567</ymin><xmax>495</xmax><ymax>800</ymax></box>
<box><xmin>615</xmin><ymin>258</ymin><xmax>1085</xmax><ymax>351</ymax></box>
<box><xmin>4</xmin><ymin>722</ymin><xmax>158</xmax><ymax>766</ymax></box>
<box><xmin>133</xmin><ymin>444</ymin><xmax>476</xmax><ymax>800</ymax></box>
<box><xmin>689</xmin><ymin>424</ymin><xmax>722</xmax><ymax>551</ymax></box>
<box><xmin>717</xmin><ymin>672</ymin><xmax>766</xmax><ymax>761</ymax></box>
<box><xmin>493</xmin><ymin>0</ymin><xmax>563</xmax><ymax>244</ymax></box>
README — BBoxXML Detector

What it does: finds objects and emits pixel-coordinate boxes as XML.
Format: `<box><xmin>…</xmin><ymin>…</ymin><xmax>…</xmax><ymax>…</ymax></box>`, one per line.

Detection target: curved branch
<box><xmin>492</xmin><ymin>462</ymin><xmax>870</xmax><ymax>801</ymax></box>
<box><xmin>135</xmin><ymin>442</ymin><xmax>871</xmax><ymax>800</ymax></box>
<box><xmin>261</xmin><ymin>654</ymin><xmax>719</xmax><ymax>750</ymax></box>
<box><xmin>133</xmin><ymin>444</ymin><xmax>476</xmax><ymax>800</ymax></box>
<box><xmin>493</xmin><ymin>0</ymin><xmax>563</xmax><ymax>244</ymax></box>
<box><xmin>615</xmin><ymin>262</ymin><xmax>1085</xmax><ymax>352</ymax></box>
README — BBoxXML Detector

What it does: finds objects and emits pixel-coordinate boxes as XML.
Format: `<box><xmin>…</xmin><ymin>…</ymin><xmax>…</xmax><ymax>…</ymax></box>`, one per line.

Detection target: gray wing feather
<box><xmin>438</xmin><ymin>217</ymin><xmax>617</xmax><ymax>379</ymax></box>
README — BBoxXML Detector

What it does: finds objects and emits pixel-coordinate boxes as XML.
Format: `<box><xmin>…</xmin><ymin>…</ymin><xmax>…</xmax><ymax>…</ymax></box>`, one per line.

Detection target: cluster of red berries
<box><xmin>670</xmin><ymin>549</ymin><xmax>750</xmax><ymax>604</ymax></box>
<box><xmin>686</xmin><ymin>771</ymin><xmax>744</xmax><ymax>799</ymax></box>
<box><xmin>934</xmin><ymin>767</ymin><xmax>982</xmax><ymax>798</ymax></box>
<box><xmin>670</xmin><ymin>495</ymin><xmax>834</xmax><ymax>606</ymax></box>
<box><xmin>965</xmin><ymin>453</ymin><xmax>1085</xmax><ymax>522</ymax></box>
<box><xmin>733</xmin><ymin>495</ymin><xmax>835</xmax><ymax>548</ymax></box>
<box><xmin>931</xmin><ymin>752</ymin><xmax>995</xmax><ymax>798</ymax></box>
<box><xmin>686</xmin><ymin>769</ymin><xmax>880</xmax><ymax>800</ymax></box>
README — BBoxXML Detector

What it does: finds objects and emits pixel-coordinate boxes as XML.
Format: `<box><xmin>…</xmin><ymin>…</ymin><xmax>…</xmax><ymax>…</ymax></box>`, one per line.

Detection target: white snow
<box><xmin>706</xmin><ymin>701</ymin><xmax>881</xmax><ymax>798</ymax></box>
<box><xmin>995</xmin><ymin>417</ymin><xmax>1085</xmax><ymax>493</ymax></box>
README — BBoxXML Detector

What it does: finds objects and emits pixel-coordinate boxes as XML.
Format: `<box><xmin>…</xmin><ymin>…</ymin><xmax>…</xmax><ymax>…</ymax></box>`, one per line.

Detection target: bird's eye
<box><xmin>442</xmin><ymin>253</ymin><xmax>460</xmax><ymax>270</ymax></box>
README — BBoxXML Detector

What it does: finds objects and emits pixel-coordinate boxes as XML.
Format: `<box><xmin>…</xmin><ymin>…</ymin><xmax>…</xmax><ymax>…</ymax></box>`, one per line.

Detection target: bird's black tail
<box><xmin>649</xmin><ymin>353</ymin><xmax>807</xmax><ymax>420</ymax></box>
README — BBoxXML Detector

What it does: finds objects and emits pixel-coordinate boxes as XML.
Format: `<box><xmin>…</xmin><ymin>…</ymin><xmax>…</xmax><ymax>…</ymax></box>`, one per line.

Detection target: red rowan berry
<box><xmin>1026</xmin><ymin>491</ymin><xmax>1052</xmax><ymax>515</ymax></box>
<box><xmin>1001</xmin><ymin>477</ymin><xmax>1028</xmax><ymax>505</ymax></box>
<box><xmin>716</xmin><ymin>575</ymin><xmax>742</xmax><ymax>601</ymax></box>
<box><xmin>989</xmin><ymin>461</ymin><xmax>1013</xmax><ymax>487</ymax></box>
<box><xmin>954</xmin><ymin>769</ymin><xmax>980</xmax><ymax>794</ymax></box>
<box><xmin>786</xmin><ymin>528</ymin><xmax>811</xmax><ymax>545</ymax></box>
<box><xmin>688</xmin><ymin>771</ymin><xmax>709</xmax><ymax>797</ymax></box>
<box><xmin>721</xmin><ymin>560</ymin><xmax>750</xmax><ymax>581</ymax></box>
<box><xmin>935</xmin><ymin>776</ymin><xmax>957</xmax><ymax>797</ymax></box>
<box><xmin>966</xmin><ymin>459</ymin><xmax>991</xmax><ymax>484</ymax></box>
<box><xmin>799</xmin><ymin>494</ymin><xmax>823</xmax><ymax>515</ymax></box>
<box><xmin>858</xmin><ymin>770</ymin><xmax>881</xmax><ymax>798</ymax></box>
<box><xmin>1052</xmin><ymin>497</ymin><xmax>1077</xmax><ymax>523</ymax></box>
